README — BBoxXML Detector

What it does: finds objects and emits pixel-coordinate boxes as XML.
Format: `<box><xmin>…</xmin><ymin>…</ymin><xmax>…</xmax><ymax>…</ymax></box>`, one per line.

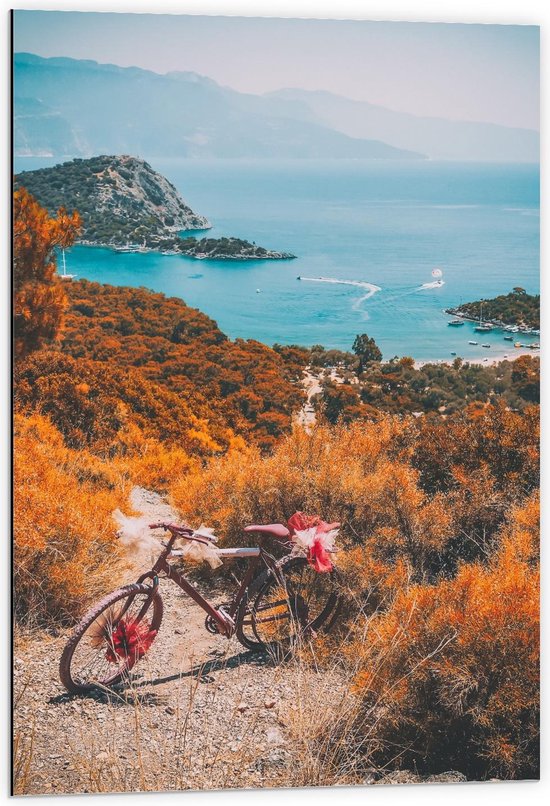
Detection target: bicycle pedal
<box><xmin>205</xmin><ymin>607</ymin><xmax>235</xmax><ymax>635</ymax></box>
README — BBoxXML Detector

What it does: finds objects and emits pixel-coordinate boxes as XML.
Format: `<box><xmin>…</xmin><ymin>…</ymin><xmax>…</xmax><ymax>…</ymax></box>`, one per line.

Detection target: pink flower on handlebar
<box><xmin>287</xmin><ymin>512</ymin><xmax>339</xmax><ymax>573</ymax></box>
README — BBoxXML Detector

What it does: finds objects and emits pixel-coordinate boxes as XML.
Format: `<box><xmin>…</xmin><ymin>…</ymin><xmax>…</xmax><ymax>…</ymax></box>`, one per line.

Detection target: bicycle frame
<box><xmin>135</xmin><ymin>526</ymin><xmax>283</xmax><ymax>638</ymax></box>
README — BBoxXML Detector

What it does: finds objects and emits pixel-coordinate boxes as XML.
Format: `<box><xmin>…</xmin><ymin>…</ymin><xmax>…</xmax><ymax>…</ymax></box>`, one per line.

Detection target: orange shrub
<box><xmin>171</xmin><ymin>419</ymin><xmax>408</xmax><ymax>545</ymax></box>
<box><xmin>13</xmin><ymin>413</ymin><xmax>129</xmax><ymax>626</ymax></box>
<box><xmin>349</xmin><ymin>493</ymin><xmax>539</xmax><ymax>780</ymax></box>
<box><xmin>170</xmin><ymin>418</ymin><xmax>454</xmax><ymax>581</ymax></box>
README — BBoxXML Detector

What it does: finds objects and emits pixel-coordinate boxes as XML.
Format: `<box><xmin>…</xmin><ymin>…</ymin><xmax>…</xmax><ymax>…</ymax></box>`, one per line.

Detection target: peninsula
<box><xmin>446</xmin><ymin>288</ymin><xmax>540</xmax><ymax>333</ymax></box>
<box><xmin>14</xmin><ymin>155</ymin><xmax>295</xmax><ymax>260</ymax></box>
<box><xmin>154</xmin><ymin>235</ymin><xmax>295</xmax><ymax>261</ymax></box>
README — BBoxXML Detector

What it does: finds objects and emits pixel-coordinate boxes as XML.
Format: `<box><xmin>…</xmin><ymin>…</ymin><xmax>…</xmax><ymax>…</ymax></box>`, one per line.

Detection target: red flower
<box><xmin>287</xmin><ymin>512</ymin><xmax>340</xmax><ymax>573</ymax></box>
<box><xmin>105</xmin><ymin>618</ymin><xmax>157</xmax><ymax>666</ymax></box>
<box><xmin>287</xmin><ymin>511</ymin><xmax>339</xmax><ymax>535</ymax></box>
<box><xmin>308</xmin><ymin>536</ymin><xmax>334</xmax><ymax>573</ymax></box>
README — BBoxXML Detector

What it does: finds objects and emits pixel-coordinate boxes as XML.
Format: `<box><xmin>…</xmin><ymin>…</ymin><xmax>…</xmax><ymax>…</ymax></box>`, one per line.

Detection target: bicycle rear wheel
<box><xmin>236</xmin><ymin>555</ymin><xmax>341</xmax><ymax>653</ymax></box>
<box><xmin>59</xmin><ymin>583</ymin><xmax>163</xmax><ymax>694</ymax></box>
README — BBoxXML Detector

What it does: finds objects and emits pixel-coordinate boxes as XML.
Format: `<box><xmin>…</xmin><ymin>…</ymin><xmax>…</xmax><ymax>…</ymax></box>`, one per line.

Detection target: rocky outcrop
<box><xmin>14</xmin><ymin>155</ymin><xmax>211</xmax><ymax>246</ymax></box>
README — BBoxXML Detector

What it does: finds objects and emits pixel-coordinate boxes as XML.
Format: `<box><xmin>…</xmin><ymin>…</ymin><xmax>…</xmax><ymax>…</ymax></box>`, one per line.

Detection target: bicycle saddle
<box><xmin>244</xmin><ymin>523</ymin><xmax>291</xmax><ymax>539</ymax></box>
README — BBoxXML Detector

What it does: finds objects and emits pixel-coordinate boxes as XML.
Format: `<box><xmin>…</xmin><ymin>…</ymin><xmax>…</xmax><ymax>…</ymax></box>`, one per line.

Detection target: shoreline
<box><xmin>444</xmin><ymin>308</ymin><xmax>539</xmax><ymax>336</ymax></box>
<box><xmin>76</xmin><ymin>240</ymin><xmax>296</xmax><ymax>261</ymax></box>
<box><xmin>413</xmin><ymin>346</ymin><xmax>539</xmax><ymax>369</ymax></box>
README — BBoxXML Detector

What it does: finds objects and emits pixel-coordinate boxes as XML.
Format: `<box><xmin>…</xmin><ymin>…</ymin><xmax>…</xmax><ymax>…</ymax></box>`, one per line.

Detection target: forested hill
<box><xmin>14</xmin><ymin>155</ymin><xmax>211</xmax><ymax>245</ymax></box>
<box><xmin>14</xmin><ymin>155</ymin><xmax>294</xmax><ymax>258</ymax></box>
<box><xmin>14</xmin><ymin>279</ymin><xmax>308</xmax><ymax>455</ymax></box>
<box><xmin>447</xmin><ymin>289</ymin><xmax>540</xmax><ymax>330</ymax></box>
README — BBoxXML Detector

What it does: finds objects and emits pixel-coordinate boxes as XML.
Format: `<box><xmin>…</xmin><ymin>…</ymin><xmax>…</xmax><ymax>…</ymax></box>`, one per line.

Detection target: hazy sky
<box><xmin>13</xmin><ymin>11</ymin><xmax>539</xmax><ymax>130</ymax></box>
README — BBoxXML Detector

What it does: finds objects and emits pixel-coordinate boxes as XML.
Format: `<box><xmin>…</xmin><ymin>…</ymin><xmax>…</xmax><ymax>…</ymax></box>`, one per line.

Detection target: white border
<box><xmin>2</xmin><ymin>2</ymin><xmax>547</xmax><ymax>805</ymax></box>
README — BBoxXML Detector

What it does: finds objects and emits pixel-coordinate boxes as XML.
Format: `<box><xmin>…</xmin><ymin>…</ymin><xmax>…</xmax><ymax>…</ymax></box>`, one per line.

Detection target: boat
<box><xmin>448</xmin><ymin>319</ymin><xmax>465</xmax><ymax>327</ymax></box>
<box><xmin>473</xmin><ymin>302</ymin><xmax>493</xmax><ymax>332</ymax></box>
<box><xmin>514</xmin><ymin>342</ymin><xmax>523</xmax><ymax>348</ymax></box>
<box><xmin>59</xmin><ymin>248</ymin><xmax>76</xmax><ymax>280</ymax></box>
<box><xmin>528</xmin><ymin>342</ymin><xmax>540</xmax><ymax>349</ymax></box>
<box><xmin>482</xmin><ymin>344</ymin><xmax>491</xmax><ymax>348</ymax></box>
<box><xmin>451</xmin><ymin>351</ymin><xmax>457</xmax><ymax>356</ymax></box>
<box><xmin>296</xmin><ymin>276</ymin><xmax>301</xmax><ymax>280</ymax></box>
<box><xmin>504</xmin><ymin>335</ymin><xmax>513</xmax><ymax>341</ymax></box>
<box><xmin>256</xmin><ymin>289</ymin><xmax>261</xmax><ymax>294</ymax></box>
<box><xmin>469</xmin><ymin>341</ymin><xmax>478</xmax><ymax>346</ymax></box>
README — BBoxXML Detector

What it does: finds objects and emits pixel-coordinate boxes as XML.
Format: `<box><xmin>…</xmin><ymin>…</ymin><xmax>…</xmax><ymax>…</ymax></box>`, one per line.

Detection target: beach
<box><xmin>414</xmin><ymin>345</ymin><xmax>539</xmax><ymax>369</ymax></box>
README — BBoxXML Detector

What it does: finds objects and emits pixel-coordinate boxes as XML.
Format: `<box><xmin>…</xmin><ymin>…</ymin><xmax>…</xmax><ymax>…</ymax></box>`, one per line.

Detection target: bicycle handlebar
<box><xmin>149</xmin><ymin>522</ymin><xmax>194</xmax><ymax>536</ymax></box>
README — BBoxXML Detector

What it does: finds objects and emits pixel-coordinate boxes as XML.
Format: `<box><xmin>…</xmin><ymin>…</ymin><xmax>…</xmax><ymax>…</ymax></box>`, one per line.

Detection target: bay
<box><xmin>14</xmin><ymin>157</ymin><xmax>539</xmax><ymax>360</ymax></box>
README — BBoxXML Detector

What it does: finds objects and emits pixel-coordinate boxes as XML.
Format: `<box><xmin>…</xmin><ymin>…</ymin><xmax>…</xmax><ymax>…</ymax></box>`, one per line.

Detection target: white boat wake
<box><xmin>299</xmin><ymin>276</ymin><xmax>381</xmax><ymax>299</ymax></box>
<box><xmin>418</xmin><ymin>280</ymin><xmax>445</xmax><ymax>290</ymax></box>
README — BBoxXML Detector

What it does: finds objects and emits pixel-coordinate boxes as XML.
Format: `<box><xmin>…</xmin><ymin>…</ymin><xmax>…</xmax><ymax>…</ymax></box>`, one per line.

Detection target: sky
<box><xmin>12</xmin><ymin>11</ymin><xmax>539</xmax><ymax>130</ymax></box>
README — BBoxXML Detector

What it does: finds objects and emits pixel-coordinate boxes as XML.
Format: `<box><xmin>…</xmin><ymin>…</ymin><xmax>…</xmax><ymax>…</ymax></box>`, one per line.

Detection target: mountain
<box><xmin>266</xmin><ymin>88</ymin><xmax>539</xmax><ymax>163</ymax></box>
<box><xmin>13</xmin><ymin>53</ymin><xmax>423</xmax><ymax>160</ymax></box>
<box><xmin>15</xmin><ymin>155</ymin><xmax>210</xmax><ymax>244</ymax></box>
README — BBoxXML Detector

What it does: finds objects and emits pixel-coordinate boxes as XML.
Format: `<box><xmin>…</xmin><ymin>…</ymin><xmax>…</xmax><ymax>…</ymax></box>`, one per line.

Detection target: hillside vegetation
<box><xmin>14</xmin><ymin>155</ymin><xmax>210</xmax><ymax>245</ymax></box>
<box><xmin>448</xmin><ymin>288</ymin><xmax>540</xmax><ymax>329</ymax></box>
<box><xmin>315</xmin><ymin>353</ymin><xmax>539</xmax><ymax>423</ymax></box>
<box><xmin>59</xmin><ymin>279</ymin><xmax>306</xmax><ymax>451</ymax></box>
<box><xmin>14</xmin><ymin>157</ymin><xmax>294</xmax><ymax>258</ymax></box>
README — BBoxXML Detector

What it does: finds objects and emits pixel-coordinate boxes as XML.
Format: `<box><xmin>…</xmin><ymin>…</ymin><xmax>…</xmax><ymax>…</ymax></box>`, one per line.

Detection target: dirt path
<box><xmin>295</xmin><ymin>369</ymin><xmax>322</xmax><ymax>429</ymax></box>
<box><xmin>13</xmin><ymin>489</ymin><xmax>326</xmax><ymax>795</ymax></box>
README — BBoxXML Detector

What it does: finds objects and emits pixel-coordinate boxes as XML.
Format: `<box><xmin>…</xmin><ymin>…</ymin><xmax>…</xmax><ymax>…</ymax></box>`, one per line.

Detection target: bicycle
<box><xmin>59</xmin><ymin>519</ymin><xmax>342</xmax><ymax>694</ymax></box>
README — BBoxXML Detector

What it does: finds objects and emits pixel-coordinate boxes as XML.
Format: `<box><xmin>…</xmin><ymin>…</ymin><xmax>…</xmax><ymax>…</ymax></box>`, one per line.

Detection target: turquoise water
<box><xmin>15</xmin><ymin>158</ymin><xmax>539</xmax><ymax>360</ymax></box>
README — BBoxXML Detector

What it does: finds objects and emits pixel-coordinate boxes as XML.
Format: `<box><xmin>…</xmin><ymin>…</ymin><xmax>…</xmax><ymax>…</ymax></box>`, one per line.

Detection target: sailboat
<box><xmin>59</xmin><ymin>248</ymin><xmax>77</xmax><ymax>280</ymax></box>
<box><xmin>474</xmin><ymin>302</ymin><xmax>492</xmax><ymax>332</ymax></box>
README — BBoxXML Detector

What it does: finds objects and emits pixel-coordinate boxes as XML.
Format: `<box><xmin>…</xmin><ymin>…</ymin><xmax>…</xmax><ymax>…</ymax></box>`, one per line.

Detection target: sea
<box><xmin>14</xmin><ymin>158</ymin><xmax>540</xmax><ymax>361</ymax></box>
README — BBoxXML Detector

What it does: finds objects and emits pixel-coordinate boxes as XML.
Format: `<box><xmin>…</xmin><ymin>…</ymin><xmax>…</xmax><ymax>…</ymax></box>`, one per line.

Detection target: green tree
<box><xmin>352</xmin><ymin>333</ymin><xmax>382</xmax><ymax>371</ymax></box>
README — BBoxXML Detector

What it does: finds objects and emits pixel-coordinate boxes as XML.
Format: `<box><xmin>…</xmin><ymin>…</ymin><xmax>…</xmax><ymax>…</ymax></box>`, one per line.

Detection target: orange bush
<box><xmin>13</xmin><ymin>413</ymin><xmax>129</xmax><ymax>626</ymax></box>
<box><xmin>14</xmin><ymin>350</ymin><xmax>233</xmax><ymax>458</ymax></box>
<box><xmin>349</xmin><ymin>493</ymin><xmax>539</xmax><ymax>780</ymax></box>
<box><xmin>170</xmin><ymin>419</ymin><xmax>415</xmax><ymax>549</ymax></box>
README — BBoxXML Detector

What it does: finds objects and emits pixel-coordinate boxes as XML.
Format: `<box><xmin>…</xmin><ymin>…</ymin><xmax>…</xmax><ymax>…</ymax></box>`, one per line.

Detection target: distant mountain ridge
<box><xmin>266</xmin><ymin>88</ymin><xmax>539</xmax><ymax>163</ymax></box>
<box><xmin>13</xmin><ymin>52</ymin><xmax>538</xmax><ymax>162</ymax></box>
<box><xmin>13</xmin><ymin>53</ymin><xmax>422</xmax><ymax>161</ymax></box>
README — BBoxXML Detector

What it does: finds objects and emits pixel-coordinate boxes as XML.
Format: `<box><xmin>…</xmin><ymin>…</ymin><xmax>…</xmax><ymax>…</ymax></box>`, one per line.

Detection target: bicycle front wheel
<box><xmin>236</xmin><ymin>555</ymin><xmax>341</xmax><ymax>653</ymax></box>
<box><xmin>59</xmin><ymin>583</ymin><xmax>163</xmax><ymax>694</ymax></box>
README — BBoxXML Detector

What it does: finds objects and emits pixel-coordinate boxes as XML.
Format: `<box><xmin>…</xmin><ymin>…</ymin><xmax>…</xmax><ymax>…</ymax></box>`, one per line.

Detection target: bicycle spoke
<box><xmin>65</xmin><ymin>590</ymin><xmax>159</xmax><ymax>690</ymax></box>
